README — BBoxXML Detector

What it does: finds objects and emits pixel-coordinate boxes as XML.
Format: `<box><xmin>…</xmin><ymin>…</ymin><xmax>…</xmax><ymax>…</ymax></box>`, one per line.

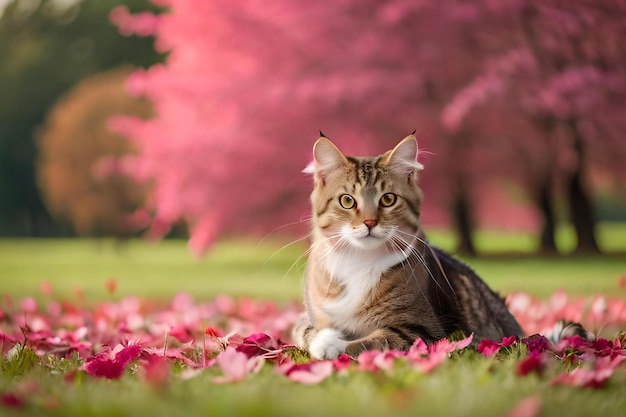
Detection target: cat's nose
<box><xmin>363</xmin><ymin>219</ymin><xmax>378</xmax><ymax>230</ymax></box>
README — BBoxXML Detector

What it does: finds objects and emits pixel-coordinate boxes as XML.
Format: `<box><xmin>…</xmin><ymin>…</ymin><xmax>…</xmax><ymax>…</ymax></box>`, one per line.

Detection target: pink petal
<box><xmin>141</xmin><ymin>354</ymin><xmax>172</xmax><ymax>387</ymax></box>
<box><xmin>83</xmin><ymin>352</ymin><xmax>126</xmax><ymax>379</ymax></box>
<box><xmin>502</xmin><ymin>336</ymin><xmax>518</xmax><ymax>347</ymax></box>
<box><xmin>214</xmin><ymin>347</ymin><xmax>258</xmax><ymax>383</ymax></box>
<box><xmin>413</xmin><ymin>350</ymin><xmax>448</xmax><ymax>373</ymax></box>
<box><xmin>410</xmin><ymin>338</ymin><xmax>429</xmax><ymax>355</ymax></box>
<box><xmin>21</xmin><ymin>297</ymin><xmax>38</xmax><ymax>314</ymax></box>
<box><xmin>452</xmin><ymin>333</ymin><xmax>474</xmax><ymax>350</ymax></box>
<box><xmin>235</xmin><ymin>333</ymin><xmax>276</xmax><ymax>358</ymax></box>
<box><xmin>517</xmin><ymin>353</ymin><xmax>544</xmax><ymax>376</ymax></box>
<box><xmin>282</xmin><ymin>361</ymin><xmax>334</xmax><ymax>384</ymax></box>
<box><xmin>333</xmin><ymin>354</ymin><xmax>352</xmax><ymax>370</ymax></box>
<box><xmin>477</xmin><ymin>339</ymin><xmax>502</xmax><ymax>357</ymax></box>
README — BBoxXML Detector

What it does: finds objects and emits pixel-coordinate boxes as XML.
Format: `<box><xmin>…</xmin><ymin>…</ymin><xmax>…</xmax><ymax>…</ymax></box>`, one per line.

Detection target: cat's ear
<box><xmin>385</xmin><ymin>133</ymin><xmax>424</xmax><ymax>174</ymax></box>
<box><xmin>306</xmin><ymin>136</ymin><xmax>348</xmax><ymax>185</ymax></box>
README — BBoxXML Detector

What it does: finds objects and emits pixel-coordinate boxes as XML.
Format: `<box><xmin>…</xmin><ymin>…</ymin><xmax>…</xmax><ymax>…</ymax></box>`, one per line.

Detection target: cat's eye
<box><xmin>339</xmin><ymin>194</ymin><xmax>356</xmax><ymax>209</ymax></box>
<box><xmin>379</xmin><ymin>193</ymin><xmax>397</xmax><ymax>207</ymax></box>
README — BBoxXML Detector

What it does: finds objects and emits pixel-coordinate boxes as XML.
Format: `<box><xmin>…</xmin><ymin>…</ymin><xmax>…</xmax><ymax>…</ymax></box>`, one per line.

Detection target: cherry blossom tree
<box><xmin>108</xmin><ymin>1</ymin><xmax>493</xmax><ymax>254</ymax></box>
<box><xmin>110</xmin><ymin>0</ymin><xmax>625</xmax><ymax>255</ymax></box>
<box><xmin>443</xmin><ymin>0</ymin><xmax>626</xmax><ymax>253</ymax></box>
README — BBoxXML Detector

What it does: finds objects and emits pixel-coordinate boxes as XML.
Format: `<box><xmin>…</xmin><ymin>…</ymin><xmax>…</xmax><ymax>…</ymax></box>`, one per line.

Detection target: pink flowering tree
<box><xmin>108</xmin><ymin>1</ymin><xmax>490</xmax><ymax>254</ymax></box>
<box><xmin>442</xmin><ymin>0</ymin><xmax>626</xmax><ymax>253</ymax></box>
<box><xmin>109</xmin><ymin>0</ymin><xmax>625</xmax><ymax>255</ymax></box>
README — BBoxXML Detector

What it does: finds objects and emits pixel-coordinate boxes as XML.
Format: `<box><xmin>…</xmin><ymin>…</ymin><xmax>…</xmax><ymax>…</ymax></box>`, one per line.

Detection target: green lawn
<box><xmin>1</xmin><ymin>225</ymin><xmax>625</xmax><ymax>304</ymax></box>
<box><xmin>1</xmin><ymin>230</ymin><xmax>625</xmax><ymax>417</ymax></box>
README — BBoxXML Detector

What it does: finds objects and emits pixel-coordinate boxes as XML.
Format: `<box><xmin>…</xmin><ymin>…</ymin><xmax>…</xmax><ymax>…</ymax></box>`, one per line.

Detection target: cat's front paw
<box><xmin>308</xmin><ymin>328</ymin><xmax>347</xmax><ymax>360</ymax></box>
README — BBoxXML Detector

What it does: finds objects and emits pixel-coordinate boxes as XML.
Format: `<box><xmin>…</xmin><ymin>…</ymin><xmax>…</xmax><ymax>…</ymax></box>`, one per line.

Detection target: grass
<box><xmin>1</xmin><ymin>227</ymin><xmax>626</xmax><ymax>417</ymax></box>
<box><xmin>1</xmin><ymin>224</ymin><xmax>625</xmax><ymax>303</ymax></box>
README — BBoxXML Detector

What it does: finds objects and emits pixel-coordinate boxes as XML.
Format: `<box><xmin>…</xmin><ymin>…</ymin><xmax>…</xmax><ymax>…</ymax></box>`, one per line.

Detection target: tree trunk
<box><xmin>567</xmin><ymin>169</ymin><xmax>599</xmax><ymax>254</ymax></box>
<box><xmin>452</xmin><ymin>188</ymin><xmax>477</xmax><ymax>257</ymax></box>
<box><xmin>536</xmin><ymin>181</ymin><xmax>558</xmax><ymax>255</ymax></box>
<box><xmin>565</xmin><ymin>120</ymin><xmax>600</xmax><ymax>254</ymax></box>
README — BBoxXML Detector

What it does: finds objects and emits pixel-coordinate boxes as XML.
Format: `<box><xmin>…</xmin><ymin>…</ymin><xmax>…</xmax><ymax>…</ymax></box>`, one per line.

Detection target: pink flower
<box><xmin>234</xmin><ymin>333</ymin><xmax>280</xmax><ymax>359</ymax></box>
<box><xmin>21</xmin><ymin>297</ymin><xmax>38</xmax><ymax>314</ymax></box>
<box><xmin>517</xmin><ymin>353</ymin><xmax>545</xmax><ymax>376</ymax></box>
<box><xmin>551</xmin><ymin>355</ymin><xmax>626</xmax><ymax>388</ymax></box>
<box><xmin>358</xmin><ymin>350</ymin><xmax>403</xmax><ymax>372</ymax></box>
<box><xmin>213</xmin><ymin>347</ymin><xmax>260</xmax><ymax>383</ymax></box>
<box><xmin>278</xmin><ymin>360</ymin><xmax>334</xmax><ymax>384</ymax></box>
<box><xmin>502</xmin><ymin>336</ymin><xmax>518</xmax><ymax>347</ymax></box>
<box><xmin>332</xmin><ymin>353</ymin><xmax>352</xmax><ymax>371</ymax></box>
<box><xmin>477</xmin><ymin>335</ymin><xmax>516</xmax><ymax>357</ymax></box>
<box><xmin>431</xmin><ymin>333</ymin><xmax>474</xmax><ymax>353</ymax></box>
<box><xmin>141</xmin><ymin>354</ymin><xmax>172</xmax><ymax>387</ymax></box>
<box><xmin>521</xmin><ymin>334</ymin><xmax>551</xmax><ymax>355</ymax></box>
<box><xmin>83</xmin><ymin>343</ymin><xmax>142</xmax><ymax>379</ymax></box>
<box><xmin>406</xmin><ymin>334</ymin><xmax>473</xmax><ymax>373</ymax></box>
<box><xmin>477</xmin><ymin>339</ymin><xmax>502</xmax><ymax>357</ymax></box>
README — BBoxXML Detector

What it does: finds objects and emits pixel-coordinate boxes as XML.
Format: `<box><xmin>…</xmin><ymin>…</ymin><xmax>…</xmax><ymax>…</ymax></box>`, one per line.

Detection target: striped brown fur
<box><xmin>293</xmin><ymin>134</ymin><xmax>522</xmax><ymax>359</ymax></box>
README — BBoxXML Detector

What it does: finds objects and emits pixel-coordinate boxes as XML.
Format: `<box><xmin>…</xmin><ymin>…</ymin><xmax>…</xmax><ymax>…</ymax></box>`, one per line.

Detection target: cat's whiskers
<box><xmin>395</xmin><ymin>230</ymin><xmax>456</xmax><ymax>296</ymax></box>
<box><xmin>256</xmin><ymin>216</ymin><xmax>315</xmax><ymax>279</ymax></box>
<box><xmin>263</xmin><ymin>233</ymin><xmax>310</xmax><ymax>266</ymax></box>
<box><xmin>309</xmin><ymin>231</ymin><xmax>349</xmax><ymax>271</ymax></box>
<box><xmin>387</xmin><ymin>235</ymin><xmax>430</xmax><ymax>302</ymax></box>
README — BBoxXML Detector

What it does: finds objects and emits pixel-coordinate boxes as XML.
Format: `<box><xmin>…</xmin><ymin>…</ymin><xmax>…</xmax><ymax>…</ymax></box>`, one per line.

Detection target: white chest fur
<box><xmin>321</xmin><ymin>246</ymin><xmax>408</xmax><ymax>334</ymax></box>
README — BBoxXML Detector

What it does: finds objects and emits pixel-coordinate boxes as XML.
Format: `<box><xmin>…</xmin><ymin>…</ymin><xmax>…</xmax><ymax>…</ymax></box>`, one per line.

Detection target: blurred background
<box><xmin>1</xmin><ymin>0</ymin><xmax>625</xmax><ymax>257</ymax></box>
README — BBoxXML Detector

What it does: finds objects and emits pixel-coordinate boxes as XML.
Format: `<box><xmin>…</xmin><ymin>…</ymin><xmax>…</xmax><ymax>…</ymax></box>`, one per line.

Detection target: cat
<box><xmin>293</xmin><ymin>133</ymin><xmax>524</xmax><ymax>360</ymax></box>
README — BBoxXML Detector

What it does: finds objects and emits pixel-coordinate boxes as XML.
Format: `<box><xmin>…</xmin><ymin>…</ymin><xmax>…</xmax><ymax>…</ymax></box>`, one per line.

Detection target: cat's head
<box><xmin>307</xmin><ymin>133</ymin><xmax>424</xmax><ymax>251</ymax></box>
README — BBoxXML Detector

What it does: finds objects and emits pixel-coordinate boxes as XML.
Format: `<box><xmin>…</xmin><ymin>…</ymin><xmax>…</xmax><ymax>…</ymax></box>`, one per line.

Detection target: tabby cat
<box><xmin>293</xmin><ymin>133</ymin><xmax>523</xmax><ymax>360</ymax></box>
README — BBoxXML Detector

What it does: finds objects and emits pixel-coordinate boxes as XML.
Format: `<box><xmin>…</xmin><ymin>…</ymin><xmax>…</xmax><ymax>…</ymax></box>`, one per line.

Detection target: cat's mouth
<box><xmin>344</xmin><ymin>227</ymin><xmax>389</xmax><ymax>250</ymax></box>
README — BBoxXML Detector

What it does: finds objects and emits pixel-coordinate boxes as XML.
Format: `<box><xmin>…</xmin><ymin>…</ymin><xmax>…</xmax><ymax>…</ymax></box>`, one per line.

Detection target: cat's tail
<box><xmin>544</xmin><ymin>320</ymin><xmax>595</xmax><ymax>345</ymax></box>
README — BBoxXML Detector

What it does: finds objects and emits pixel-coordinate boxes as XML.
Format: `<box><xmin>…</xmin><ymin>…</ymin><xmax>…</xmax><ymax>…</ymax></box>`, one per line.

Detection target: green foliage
<box><xmin>1</xmin><ymin>344</ymin><xmax>39</xmax><ymax>378</ymax></box>
<box><xmin>0</xmin><ymin>0</ymin><xmax>162</xmax><ymax>236</ymax></box>
<box><xmin>281</xmin><ymin>346</ymin><xmax>311</xmax><ymax>364</ymax></box>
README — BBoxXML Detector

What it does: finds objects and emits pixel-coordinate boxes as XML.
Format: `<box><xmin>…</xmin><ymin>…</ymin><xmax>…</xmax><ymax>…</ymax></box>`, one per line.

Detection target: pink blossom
<box><xmin>213</xmin><ymin>347</ymin><xmax>260</xmax><ymax>383</ymax></box>
<box><xmin>21</xmin><ymin>297</ymin><xmax>38</xmax><ymax>314</ymax></box>
<box><xmin>278</xmin><ymin>360</ymin><xmax>334</xmax><ymax>384</ymax></box>
<box><xmin>234</xmin><ymin>333</ymin><xmax>280</xmax><ymax>359</ymax></box>
<box><xmin>358</xmin><ymin>350</ymin><xmax>403</xmax><ymax>372</ymax></box>
<box><xmin>332</xmin><ymin>354</ymin><xmax>352</xmax><ymax>371</ymax></box>
<box><xmin>83</xmin><ymin>342</ymin><xmax>143</xmax><ymax>379</ymax></box>
<box><xmin>141</xmin><ymin>354</ymin><xmax>172</xmax><ymax>387</ymax></box>
<box><xmin>477</xmin><ymin>339</ymin><xmax>502</xmax><ymax>357</ymax></box>
<box><xmin>521</xmin><ymin>334</ymin><xmax>551</xmax><ymax>355</ymax></box>
<box><xmin>406</xmin><ymin>334</ymin><xmax>473</xmax><ymax>373</ymax></box>
<box><xmin>109</xmin><ymin>6</ymin><xmax>159</xmax><ymax>37</ymax></box>
<box><xmin>517</xmin><ymin>352</ymin><xmax>545</xmax><ymax>376</ymax></box>
<box><xmin>551</xmin><ymin>355</ymin><xmax>626</xmax><ymax>389</ymax></box>
<box><xmin>502</xmin><ymin>336</ymin><xmax>518</xmax><ymax>347</ymax></box>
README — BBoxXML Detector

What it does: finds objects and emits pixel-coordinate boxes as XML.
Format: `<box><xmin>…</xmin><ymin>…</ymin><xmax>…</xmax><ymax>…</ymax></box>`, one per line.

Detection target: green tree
<box><xmin>37</xmin><ymin>66</ymin><xmax>150</xmax><ymax>238</ymax></box>
<box><xmin>0</xmin><ymin>0</ymin><xmax>162</xmax><ymax>236</ymax></box>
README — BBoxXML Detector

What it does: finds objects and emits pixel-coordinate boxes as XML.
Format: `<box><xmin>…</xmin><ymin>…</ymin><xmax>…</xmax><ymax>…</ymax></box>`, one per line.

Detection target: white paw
<box><xmin>309</xmin><ymin>328</ymin><xmax>347</xmax><ymax>360</ymax></box>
